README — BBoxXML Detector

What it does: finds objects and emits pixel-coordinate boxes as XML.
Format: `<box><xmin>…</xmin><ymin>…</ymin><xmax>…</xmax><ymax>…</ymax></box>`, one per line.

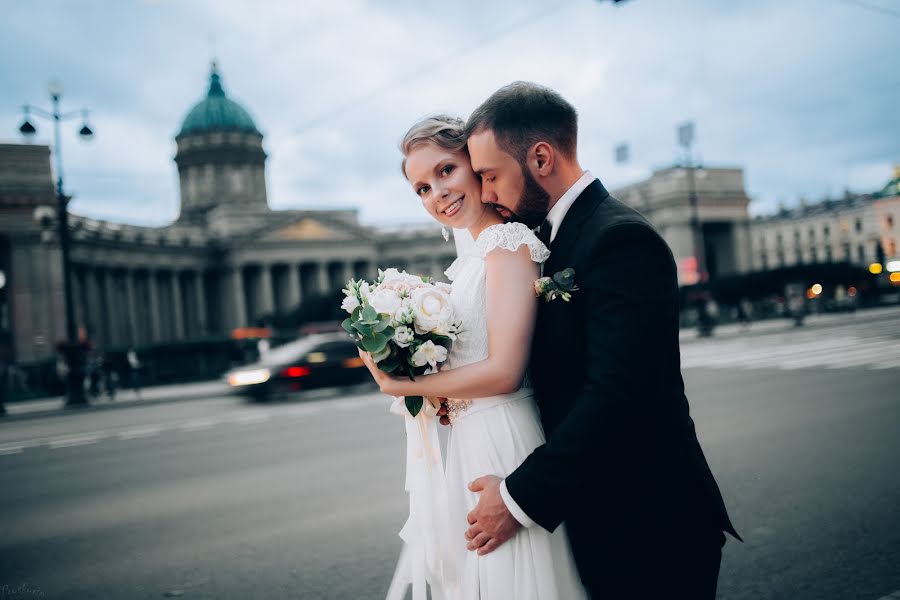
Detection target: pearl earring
<box><xmin>442</xmin><ymin>227</ymin><xmax>450</xmax><ymax>242</ymax></box>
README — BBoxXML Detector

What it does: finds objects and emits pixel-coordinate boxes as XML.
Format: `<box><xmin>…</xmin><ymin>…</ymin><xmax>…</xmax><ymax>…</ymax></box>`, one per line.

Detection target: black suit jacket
<box><xmin>505</xmin><ymin>179</ymin><xmax>739</xmax><ymax>589</ymax></box>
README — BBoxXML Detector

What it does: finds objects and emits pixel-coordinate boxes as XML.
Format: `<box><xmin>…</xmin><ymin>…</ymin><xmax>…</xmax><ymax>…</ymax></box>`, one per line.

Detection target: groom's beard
<box><xmin>504</xmin><ymin>166</ymin><xmax>551</xmax><ymax>229</ymax></box>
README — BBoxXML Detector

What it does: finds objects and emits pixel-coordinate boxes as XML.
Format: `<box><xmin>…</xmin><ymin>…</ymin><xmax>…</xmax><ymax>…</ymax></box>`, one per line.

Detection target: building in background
<box><xmin>0</xmin><ymin>63</ymin><xmax>453</xmax><ymax>369</ymax></box>
<box><xmin>614</xmin><ymin>165</ymin><xmax>755</xmax><ymax>285</ymax></box>
<box><xmin>748</xmin><ymin>170</ymin><xmax>900</xmax><ymax>273</ymax></box>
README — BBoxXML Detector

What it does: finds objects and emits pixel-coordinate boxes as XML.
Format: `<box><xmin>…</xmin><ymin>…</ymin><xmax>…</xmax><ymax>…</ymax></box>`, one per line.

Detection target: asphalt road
<box><xmin>1</xmin><ymin>312</ymin><xmax>899</xmax><ymax>599</ymax></box>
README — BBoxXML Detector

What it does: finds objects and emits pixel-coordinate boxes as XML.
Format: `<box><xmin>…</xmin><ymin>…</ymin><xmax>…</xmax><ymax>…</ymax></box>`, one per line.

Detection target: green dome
<box><xmin>178</xmin><ymin>63</ymin><xmax>259</xmax><ymax>136</ymax></box>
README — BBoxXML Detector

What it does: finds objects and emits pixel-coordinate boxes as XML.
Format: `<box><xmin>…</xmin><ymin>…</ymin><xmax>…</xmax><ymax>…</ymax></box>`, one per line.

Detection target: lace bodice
<box><xmin>444</xmin><ymin>222</ymin><xmax>550</xmax><ymax>371</ymax></box>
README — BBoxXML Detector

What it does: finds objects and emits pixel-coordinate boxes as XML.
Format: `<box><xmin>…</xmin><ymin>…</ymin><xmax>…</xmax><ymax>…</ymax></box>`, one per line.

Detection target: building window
<box><xmin>809</xmin><ymin>227</ymin><xmax>815</xmax><ymax>241</ymax></box>
<box><xmin>825</xmin><ymin>246</ymin><xmax>833</xmax><ymax>262</ymax></box>
<box><xmin>776</xmin><ymin>232</ymin><xmax>783</xmax><ymax>248</ymax></box>
<box><xmin>823</xmin><ymin>224</ymin><xmax>830</xmax><ymax>237</ymax></box>
<box><xmin>842</xmin><ymin>242</ymin><xmax>851</xmax><ymax>261</ymax></box>
<box><xmin>794</xmin><ymin>229</ymin><xmax>801</xmax><ymax>243</ymax></box>
<box><xmin>795</xmin><ymin>249</ymin><xmax>804</xmax><ymax>265</ymax></box>
<box><xmin>760</xmin><ymin>253</ymin><xmax>768</xmax><ymax>270</ymax></box>
<box><xmin>855</xmin><ymin>218</ymin><xmax>862</xmax><ymax>233</ymax></box>
<box><xmin>887</xmin><ymin>215</ymin><xmax>895</xmax><ymax>230</ymax></box>
<box><xmin>810</xmin><ymin>247</ymin><xmax>818</xmax><ymax>263</ymax></box>
<box><xmin>858</xmin><ymin>244</ymin><xmax>866</xmax><ymax>263</ymax></box>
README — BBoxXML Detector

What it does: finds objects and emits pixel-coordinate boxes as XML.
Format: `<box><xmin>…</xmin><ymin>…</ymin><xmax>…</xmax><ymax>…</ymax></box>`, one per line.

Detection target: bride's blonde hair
<box><xmin>399</xmin><ymin>115</ymin><xmax>468</xmax><ymax>176</ymax></box>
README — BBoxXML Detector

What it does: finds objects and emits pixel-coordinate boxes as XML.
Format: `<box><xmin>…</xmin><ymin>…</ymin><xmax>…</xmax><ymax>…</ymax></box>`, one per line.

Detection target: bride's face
<box><xmin>404</xmin><ymin>143</ymin><xmax>485</xmax><ymax>230</ymax></box>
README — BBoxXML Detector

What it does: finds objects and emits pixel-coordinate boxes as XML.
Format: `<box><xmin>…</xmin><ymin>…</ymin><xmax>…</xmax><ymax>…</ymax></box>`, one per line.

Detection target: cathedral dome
<box><xmin>178</xmin><ymin>62</ymin><xmax>259</xmax><ymax>136</ymax></box>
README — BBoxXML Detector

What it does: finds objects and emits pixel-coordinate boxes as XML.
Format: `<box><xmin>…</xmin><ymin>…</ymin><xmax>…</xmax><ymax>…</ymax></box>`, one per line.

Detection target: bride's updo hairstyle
<box><xmin>399</xmin><ymin>115</ymin><xmax>468</xmax><ymax>177</ymax></box>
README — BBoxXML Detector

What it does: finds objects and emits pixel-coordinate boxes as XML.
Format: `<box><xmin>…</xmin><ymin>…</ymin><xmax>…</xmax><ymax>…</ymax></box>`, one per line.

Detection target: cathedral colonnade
<box><xmin>69</xmin><ymin>258</ymin><xmax>384</xmax><ymax>350</ymax></box>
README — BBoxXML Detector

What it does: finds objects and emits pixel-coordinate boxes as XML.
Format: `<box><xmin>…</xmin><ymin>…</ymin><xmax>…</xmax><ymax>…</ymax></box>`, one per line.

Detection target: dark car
<box><xmin>225</xmin><ymin>333</ymin><xmax>370</xmax><ymax>401</ymax></box>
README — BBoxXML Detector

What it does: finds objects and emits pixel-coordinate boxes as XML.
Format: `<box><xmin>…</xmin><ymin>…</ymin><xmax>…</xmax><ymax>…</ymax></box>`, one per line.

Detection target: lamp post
<box><xmin>19</xmin><ymin>81</ymin><xmax>94</xmax><ymax>407</ymax></box>
<box><xmin>677</xmin><ymin>121</ymin><xmax>707</xmax><ymax>283</ymax></box>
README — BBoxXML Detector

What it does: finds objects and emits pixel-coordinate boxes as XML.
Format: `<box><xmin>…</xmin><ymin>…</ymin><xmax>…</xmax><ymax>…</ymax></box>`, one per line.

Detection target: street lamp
<box><xmin>19</xmin><ymin>81</ymin><xmax>95</xmax><ymax>407</ymax></box>
<box><xmin>677</xmin><ymin>121</ymin><xmax>708</xmax><ymax>283</ymax></box>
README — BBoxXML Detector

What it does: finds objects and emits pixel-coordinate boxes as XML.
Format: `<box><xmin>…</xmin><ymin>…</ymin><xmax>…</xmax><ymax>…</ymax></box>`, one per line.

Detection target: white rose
<box><xmin>435</xmin><ymin>282</ymin><xmax>453</xmax><ymax>294</ymax></box>
<box><xmin>358</xmin><ymin>282</ymin><xmax>371</xmax><ymax>302</ymax></box>
<box><xmin>341</xmin><ymin>295</ymin><xmax>360</xmax><ymax>314</ymax></box>
<box><xmin>411</xmin><ymin>287</ymin><xmax>454</xmax><ymax>335</ymax></box>
<box><xmin>368</xmin><ymin>288</ymin><xmax>402</xmax><ymax>316</ymax></box>
<box><xmin>393</xmin><ymin>326</ymin><xmax>414</xmax><ymax>348</ymax></box>
<box><xmin>411</xmin><ymin>340</ymin><xmax>448</xmax><ymax>369</ymax></box>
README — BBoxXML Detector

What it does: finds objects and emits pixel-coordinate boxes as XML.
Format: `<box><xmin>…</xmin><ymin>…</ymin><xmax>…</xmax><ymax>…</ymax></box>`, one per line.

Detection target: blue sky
<box><xmin>1</xmin><ymin>0</ymin><xmax>898</xmax><ymax>227</ymax></box>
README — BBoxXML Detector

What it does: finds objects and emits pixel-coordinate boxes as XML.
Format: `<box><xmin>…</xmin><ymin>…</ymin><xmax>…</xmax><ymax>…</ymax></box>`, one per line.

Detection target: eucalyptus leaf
<box><xmin>362</xmin><ymin>305</ymin><xmax>378</xmax><ymax>322</ymax></box>
<box><xmin>372</xmin><ymin>345</ymin><xmax>391</xmax><ymax>362</ymax></box>
<box><xmin>362</xmin><ymin>334</ymin><xmax>389</xmax><ymax>354</ymax></box>
<box><xmin>341</xmin><ymin>318</ymin><xmax>355</xmax><ymax>335</ymax></box>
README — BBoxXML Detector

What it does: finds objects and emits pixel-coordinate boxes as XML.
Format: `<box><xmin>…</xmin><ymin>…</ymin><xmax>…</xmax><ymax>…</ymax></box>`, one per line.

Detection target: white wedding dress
<box><xmin>387</xmin><ymin>223</ymin><xmax>587</xmax><ymax>600</ymax></box>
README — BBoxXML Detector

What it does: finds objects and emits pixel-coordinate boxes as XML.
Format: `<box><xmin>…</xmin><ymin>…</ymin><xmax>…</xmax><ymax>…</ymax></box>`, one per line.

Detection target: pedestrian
<box><xmin>737</xmin><ymin>297</ymin><xmax>753</xmax><ymax>329</ymax></box>
<box><xmin>103</xmin><ymin>354</ymin><xmax>119</xmax><ymax>401</ymax></box>
<box><xmin>126</xmin><ymin>346</ymin><xmax>143</xmax><ymax>399</ymax></box>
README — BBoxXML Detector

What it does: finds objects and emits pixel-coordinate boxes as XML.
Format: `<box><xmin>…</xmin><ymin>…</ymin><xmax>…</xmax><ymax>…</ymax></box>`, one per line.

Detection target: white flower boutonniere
<box><xmin>534</xmin><ymin>267</ymin><xmax>579</xmax><ymax>303</ymax></box>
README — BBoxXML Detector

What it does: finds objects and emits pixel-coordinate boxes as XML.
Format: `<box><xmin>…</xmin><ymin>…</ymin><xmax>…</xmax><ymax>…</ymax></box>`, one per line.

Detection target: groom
<box><xmin>452</xmin><ymin>82</ymin><xmax>740</xmax><ymax>598</ymax></box>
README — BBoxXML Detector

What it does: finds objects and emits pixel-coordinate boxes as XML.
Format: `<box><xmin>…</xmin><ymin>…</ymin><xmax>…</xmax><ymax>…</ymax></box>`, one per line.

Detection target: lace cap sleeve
<box><xmin>444</xmin><ymin>257</ymin><xmax>464</xmax><ymax>281</ymax></box>
<box><xmin>476</xmin><ymin>222</ymin><xmax>550</xmax><ymax>263</ymax></box>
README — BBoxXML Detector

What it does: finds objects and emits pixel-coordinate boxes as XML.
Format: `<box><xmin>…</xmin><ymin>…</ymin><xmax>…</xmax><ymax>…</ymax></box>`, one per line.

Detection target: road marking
<box><xmin>232</xmin><ymin>413</ymin><xmax>270</xmax><ymax>425</ymax></box>
<box><xmin>118</xmin><ymin>425</ymin><xmax>164</xmax><ymax>439</ymax></box>
<box><xmin>285</xmin><ymin>404</ymin><xmax>324</xmax><ymax>417</ymax></box>
<box><xmin>49</xmin><ymin>433</ymin><xmax>104</xmax><ymax>449</ymax></box>
<box><xmin>0</xmin><ymin>444</ymin><xmax>24</xmax><ymax>455</ymax></box>
<box><xmin>179</xmin><ymin>419</ymin><xmax>220</xmax><ymax>431</ymax></box>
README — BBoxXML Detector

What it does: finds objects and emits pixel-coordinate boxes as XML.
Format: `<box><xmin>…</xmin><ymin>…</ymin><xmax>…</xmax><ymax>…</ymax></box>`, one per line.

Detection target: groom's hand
<box><xmin>465</xmin><ymin>475</ymin><xmax>520</xmax><ymax>556</ymax></box>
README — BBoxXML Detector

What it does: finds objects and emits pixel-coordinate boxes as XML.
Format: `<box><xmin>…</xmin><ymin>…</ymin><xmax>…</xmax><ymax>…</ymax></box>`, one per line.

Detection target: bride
<box><xmin>360</xmin><ymin>115</ymin><xmax>587</xmax><ymax>599</ymax></box>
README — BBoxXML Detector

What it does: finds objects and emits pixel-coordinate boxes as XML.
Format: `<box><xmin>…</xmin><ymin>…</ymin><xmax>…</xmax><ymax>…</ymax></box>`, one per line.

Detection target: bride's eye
<box><xmin>440</xmin><ymin>165</ymin><xmax>454</xmax><ymax>176</ymax></box>
<box><xmin>417</xmin><ymin>185</ymin><xmax>430</xmax><ymax>196</ymax></box>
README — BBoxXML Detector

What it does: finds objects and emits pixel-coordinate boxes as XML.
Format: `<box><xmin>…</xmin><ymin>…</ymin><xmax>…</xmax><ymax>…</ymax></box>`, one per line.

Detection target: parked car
<box><xmin>225</xmin><ymin>333</ymin><xmax>370</xmax><ymax>401</ymax></box>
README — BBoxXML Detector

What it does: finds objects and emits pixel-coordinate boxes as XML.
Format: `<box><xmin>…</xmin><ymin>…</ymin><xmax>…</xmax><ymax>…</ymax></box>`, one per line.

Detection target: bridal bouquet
<box><xmin>341</xmin><ymin>268</ymin><xmax>461</xmax><ymax>417</ymax></box>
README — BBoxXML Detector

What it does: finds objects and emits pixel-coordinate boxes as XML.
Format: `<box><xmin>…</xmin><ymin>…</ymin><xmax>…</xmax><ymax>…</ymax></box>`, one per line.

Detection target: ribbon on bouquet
<box><xmin>385</xmin><ymin>396</ymin><xmax>460</xmax><ymax>600</ymax></box>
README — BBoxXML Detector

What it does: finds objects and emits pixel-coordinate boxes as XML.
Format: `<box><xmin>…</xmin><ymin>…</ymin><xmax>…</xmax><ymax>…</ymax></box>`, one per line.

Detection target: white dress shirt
<box><xmin>498</xmin><ymin>169</ymin><xmax>594</xmax><ymax>528</ymax></box>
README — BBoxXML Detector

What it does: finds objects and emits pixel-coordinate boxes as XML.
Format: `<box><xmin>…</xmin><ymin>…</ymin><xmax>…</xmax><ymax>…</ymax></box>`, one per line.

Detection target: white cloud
<box><xmin>1</xmin><ymin>0</ymin><xmax>898</xmax><ymax>228</ymax></box>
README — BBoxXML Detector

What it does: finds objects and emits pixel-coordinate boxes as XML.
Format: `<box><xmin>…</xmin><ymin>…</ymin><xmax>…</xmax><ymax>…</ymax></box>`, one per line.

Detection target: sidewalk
<box><xmin>1</xmin><ymin>379</ymin><xmax>233</xmax><ymax>421</ymax></box>
<box><xmin>679</xmin><ymin>304</ymin><xmax>900</xmax><ymax>342</ymax></box>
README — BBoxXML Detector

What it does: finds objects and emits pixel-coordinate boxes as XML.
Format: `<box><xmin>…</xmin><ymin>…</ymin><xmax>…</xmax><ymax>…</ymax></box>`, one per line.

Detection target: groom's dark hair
<box><xmin>465</xmin><ymin>81</ymin><xmax>578</xmax><ymax>164</ymax></box>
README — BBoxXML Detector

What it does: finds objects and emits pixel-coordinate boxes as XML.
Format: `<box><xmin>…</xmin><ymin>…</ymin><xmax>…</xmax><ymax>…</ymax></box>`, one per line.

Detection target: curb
<box><xmin>0</xmin><ymin>383</ymin><xmax>235</xmax><ymax>423</ymax></box>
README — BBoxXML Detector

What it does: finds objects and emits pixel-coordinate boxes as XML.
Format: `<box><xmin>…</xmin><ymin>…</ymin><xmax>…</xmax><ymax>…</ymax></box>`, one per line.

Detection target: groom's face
<box><xmin>467</xmin><ymin>129</ymin><xmax>550</xmax><ymax>229</ymax></box>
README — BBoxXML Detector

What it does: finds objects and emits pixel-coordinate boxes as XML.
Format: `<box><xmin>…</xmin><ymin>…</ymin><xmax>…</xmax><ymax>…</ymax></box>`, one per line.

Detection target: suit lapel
<box><xmin>544</xmin><ymin>178</ymin><xmax>608</xmax><ymax>273</ymax></box>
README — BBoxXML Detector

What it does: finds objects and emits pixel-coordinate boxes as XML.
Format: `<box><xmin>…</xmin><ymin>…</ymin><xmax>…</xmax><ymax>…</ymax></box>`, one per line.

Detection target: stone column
<box><xmin>341</xmin><ymin>262</ymin><xmax>354</xmax><ymax>289</ymax></box>
<box><xmin>83</xmin><ymin>268</ymin><xmax>102</xmax><ymax>345</ymax></box>
<box><xmin>228</xmin><ymin>266</ymin><xmax>247</xmax><ymax>330</ymax></box>
<box><xmin>102</xmin><ymin>269</ymin><xmax>120</xmax><ymax>347</ymax></box>
<box><xmin>258</xmin><ymin>264</ymin><xmax>275</xmax><ymax>318</ymax></box>
<box><xmin>171</xmin><ymin>271</ymin><xmax>185</xmax><ymax>340</ymax></box>
<box><xmin>147</xmin><ymin>270</ymin><xmax>163</xmax><ymax>342</ymax></box>
<box><xmin>286</xmin><ymin>264</ymin><xmax>302</xmax><ymax>311</ymax></box>
<box><xmin>125</xmin><ymin>270</ymin><xmax>140</xmax><ymax>346</ymax></box>
<box><xmin>316</xmin><ymin>261</ymin><xmax>330</xmax><ymax>296</ymax></box>
<box><xmin>194</xmin><ymin>270</ymin><xmax>207</xmax><ymax>336</ymax></box>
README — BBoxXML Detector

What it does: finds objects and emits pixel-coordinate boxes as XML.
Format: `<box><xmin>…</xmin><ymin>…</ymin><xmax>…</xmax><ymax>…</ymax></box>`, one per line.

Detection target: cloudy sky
<box><xmin>2</xmin><ymin>0</ymin><xmax>898</xmax><ymax>228</ymax></box>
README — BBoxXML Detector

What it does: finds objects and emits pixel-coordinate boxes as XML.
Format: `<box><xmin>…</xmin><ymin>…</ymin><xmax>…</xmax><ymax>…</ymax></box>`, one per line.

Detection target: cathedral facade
<box><xmin>0</xmin><ymin>64</ymin><xmax>453</xmax><ymax>367</ymax></box>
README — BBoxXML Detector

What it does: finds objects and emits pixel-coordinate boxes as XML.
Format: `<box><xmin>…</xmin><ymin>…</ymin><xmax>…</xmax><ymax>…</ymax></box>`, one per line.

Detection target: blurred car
<box><xmin>225</xmin><ymin>333</ymin><xmax>370</xmax><ymax>401</ymax></box>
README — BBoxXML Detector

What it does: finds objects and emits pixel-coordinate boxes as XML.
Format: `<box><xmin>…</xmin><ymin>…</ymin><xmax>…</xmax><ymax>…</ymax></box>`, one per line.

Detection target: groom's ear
<box><xmin>529</xmin><ymin>142</ymin><xmax>555</xmax><ymax>178</ymax></box>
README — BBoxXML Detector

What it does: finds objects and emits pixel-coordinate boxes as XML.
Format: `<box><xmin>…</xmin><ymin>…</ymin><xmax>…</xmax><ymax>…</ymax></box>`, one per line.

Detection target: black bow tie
<box><xmin>536</xmin><ymin>220</ymin><xmax>552</xmax><ymax>246</ymax></box>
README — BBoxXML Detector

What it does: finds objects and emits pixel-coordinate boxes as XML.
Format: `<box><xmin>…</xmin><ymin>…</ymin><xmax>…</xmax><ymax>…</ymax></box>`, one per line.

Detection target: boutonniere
<box><xmin>534</xmin><ymin>268</ymin><xmax>579</xmax><ymax>302</ymax></box>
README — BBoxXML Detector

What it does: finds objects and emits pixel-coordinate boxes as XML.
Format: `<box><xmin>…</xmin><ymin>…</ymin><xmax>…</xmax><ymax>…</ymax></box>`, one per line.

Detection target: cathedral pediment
<box><xmin>265</xmin><ymin>217</ymin><xmax>352</xmax><ymax>241</ymax></box>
